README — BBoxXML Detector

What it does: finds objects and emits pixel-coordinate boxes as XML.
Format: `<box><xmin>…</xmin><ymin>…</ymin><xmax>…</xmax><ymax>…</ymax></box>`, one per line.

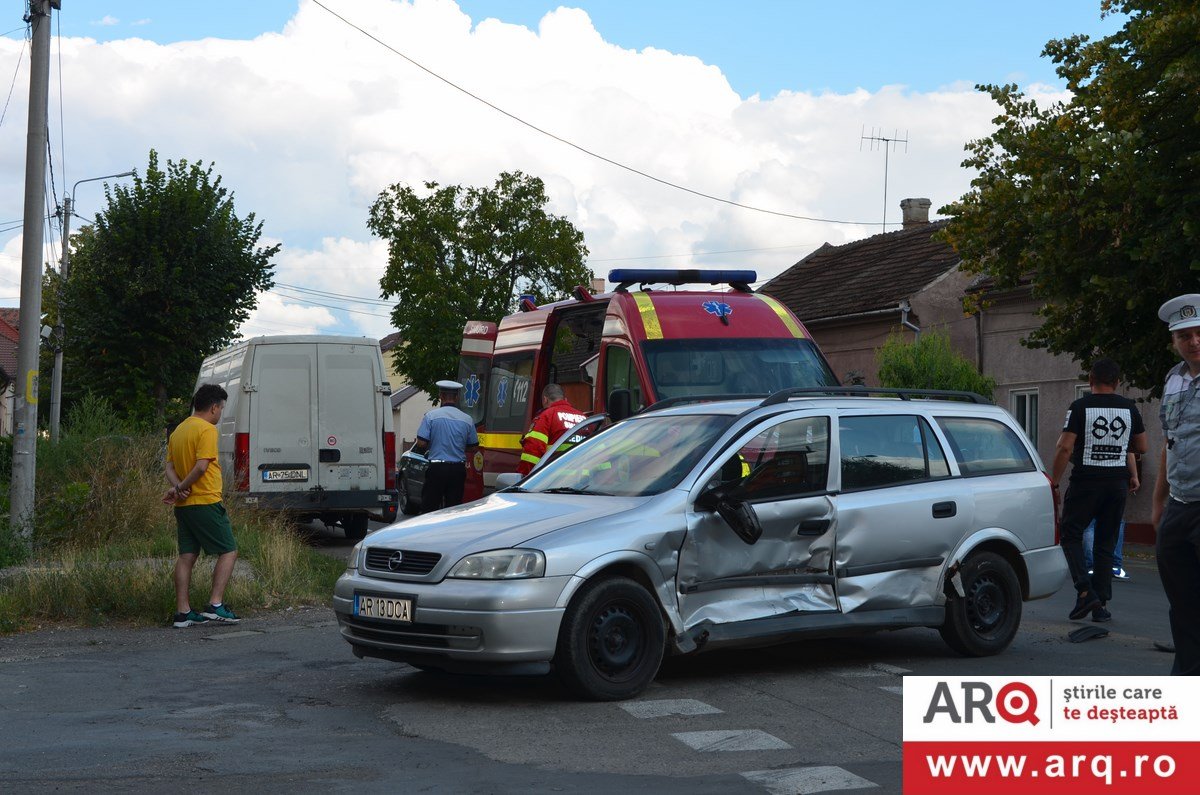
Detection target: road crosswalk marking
<box><xmin>619</xmin><ymin>698</ymin><xmax>723</xmax><ymax>719</ymax></box>
<box><xmin>741</xmin><ymin>765</ymin><xmax>878</xmax><ymax>794</ymax></box>
<box><xmin>830</xmin><ymin>662</ymin><xmax>911</xmax><ymax>677</ymax></box>
<box><xmin>671</xmin><ymin>729</ymin><xmax>791</xmax><ymax>752</ymax></box>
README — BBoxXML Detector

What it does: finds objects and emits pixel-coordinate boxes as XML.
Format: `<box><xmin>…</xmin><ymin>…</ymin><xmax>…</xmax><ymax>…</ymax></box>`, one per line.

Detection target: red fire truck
<box><xmin>455</xmin><ymin>269</ymin><xmax>837</xmax><ymax>501</ymax></box>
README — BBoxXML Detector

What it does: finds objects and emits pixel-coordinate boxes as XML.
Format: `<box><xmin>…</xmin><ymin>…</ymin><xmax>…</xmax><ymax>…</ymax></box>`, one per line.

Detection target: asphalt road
<box><xmin>0</xmin><ymin>528</ymin><xmax>1176</xmax><ymax>795</ymax></box>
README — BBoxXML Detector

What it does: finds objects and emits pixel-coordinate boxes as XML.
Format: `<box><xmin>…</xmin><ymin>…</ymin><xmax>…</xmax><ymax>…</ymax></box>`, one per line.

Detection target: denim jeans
<box><xmin>1083</xmin><ymin>520</ymin><xmax>1125</xmax><ymax>570</ymax></box>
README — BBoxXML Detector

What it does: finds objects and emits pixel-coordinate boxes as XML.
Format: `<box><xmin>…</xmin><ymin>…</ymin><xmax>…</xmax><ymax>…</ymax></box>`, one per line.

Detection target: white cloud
<box><xmin>92</xmin><ymin>15</ymin><xmax>119</xmax><ymax>27</ymax></box>
<box><xmin>131</xmin><ymin>19</ymin><xmax>152</xmax><ymax>27</ymax></box>
<box><xmin>0</xmin><ymin>0</ymin><xmax>1062</xmax><ymax>339</ymax></box>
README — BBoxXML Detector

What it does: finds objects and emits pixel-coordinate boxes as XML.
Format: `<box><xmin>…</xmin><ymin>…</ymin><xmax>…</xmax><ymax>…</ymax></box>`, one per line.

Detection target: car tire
<box><xmin>343</xmin><ymin>513</ymin><xmax>369</xmax><ymax>541</ymax></box>
<box><xmin>398</xmin><ymin>484</ymin><xmax>420</xmax><ymax>516</ymax></box>
<box><xmin>555</xmin><ymin>576</ymin><xmax>665</xmax><ymax>701</ymax></box>
<box><xmin>939</xmin><ymin>550</ymin><xmax>1022</xmax><ymax>657</ymax></box>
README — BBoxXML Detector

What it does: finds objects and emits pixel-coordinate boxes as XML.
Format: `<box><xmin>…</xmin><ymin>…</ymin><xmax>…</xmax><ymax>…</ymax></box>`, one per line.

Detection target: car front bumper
<box><xmin>333</xmin><ymin>571</ymin><xmax>576</xmax><ymax>672</ymax></box>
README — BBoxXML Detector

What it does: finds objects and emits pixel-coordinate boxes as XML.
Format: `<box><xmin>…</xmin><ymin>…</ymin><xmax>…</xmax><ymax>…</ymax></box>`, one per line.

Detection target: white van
<box><xmin>196</xmin><ymin>335</ymin><xmax>398</xmax><ymax>539</ymax></box>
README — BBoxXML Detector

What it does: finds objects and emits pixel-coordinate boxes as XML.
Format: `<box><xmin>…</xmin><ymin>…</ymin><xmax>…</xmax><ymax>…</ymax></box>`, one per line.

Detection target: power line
<box><xmin>275</xmin><ymin>281</ymin><xmax>395</xmax><ymax>306</ymax></box>
<box><xmin>311</xmin><ymin>0</ymin><xmax>880</xmax><ymax>227</ymax></box>
<box><xmin>587</xmin><ymin>241</ymin><xmax>821</xmax><ymax>263</ymax></box>
<box><xmin>266</xmin><ymin>288</ymin><xmax>393</xmax><ymax>318</ymax></box>
<box><xmin>0</xmin><ymin>34</ymin><xmax>27</xmax><ymax>130</ymax></box>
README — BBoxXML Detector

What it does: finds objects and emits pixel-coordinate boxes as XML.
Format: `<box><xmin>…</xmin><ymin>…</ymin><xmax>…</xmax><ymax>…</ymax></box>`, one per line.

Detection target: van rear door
<box><xmin>248</xmin><ymin>343</ymin><xmax>319</xmax><ymax>493</ymax></box>
<box><xmin>317</xmin><ymin>346</ymin><xmax>384</xmax><ymax>492</ymax></box>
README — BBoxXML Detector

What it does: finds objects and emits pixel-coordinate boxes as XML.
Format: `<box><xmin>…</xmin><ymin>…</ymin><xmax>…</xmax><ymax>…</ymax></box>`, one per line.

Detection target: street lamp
<box><xmin>50</xmin><ymin>170</ymin><xmax>134</xmax><ymax>443</ymax></box>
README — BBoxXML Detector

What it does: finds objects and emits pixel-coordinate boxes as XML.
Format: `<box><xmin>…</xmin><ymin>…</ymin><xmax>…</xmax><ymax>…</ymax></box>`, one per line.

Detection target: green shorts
<box><xmin>174</xmin><ymin>502</ymin><xmax>237</xmax><ymax>555</ymax></box>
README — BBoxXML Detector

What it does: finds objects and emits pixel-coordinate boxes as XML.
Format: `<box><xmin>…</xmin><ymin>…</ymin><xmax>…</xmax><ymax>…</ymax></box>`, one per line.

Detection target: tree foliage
<box><xmin>877</xmin><ymin>331</ymin><xmax>996</xmax><ymax>400</ymax></box>
<box><xmin>369</xmin><ymin>171</ymin><xmax>590</xmax><ymax>393</ymax></box>
<box><xmin>939</xmin><ymin>0</ymin><xmax>1199</xmax><ymax>395</ymax></box>
<box><xmin>62</xmin><ymin>150</ymin><xmax>277</xmax><ymax>422</ymax></box>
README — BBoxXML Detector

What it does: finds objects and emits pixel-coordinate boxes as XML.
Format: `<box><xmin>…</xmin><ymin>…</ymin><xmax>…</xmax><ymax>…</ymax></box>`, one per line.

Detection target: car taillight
<box><xmin>1044</xmin><ymin>472</ymin><xmax>1060</xmax><ymax>544</ymax></box>
<box><xmin>383</xmin><ymin>431</ymin><xmax>396</xmax><ymax>491</ymax></box>
<box><xmin>235</xmin><ymin>432</ymin><xmax>250</xmax><ymax>492</ymax></box>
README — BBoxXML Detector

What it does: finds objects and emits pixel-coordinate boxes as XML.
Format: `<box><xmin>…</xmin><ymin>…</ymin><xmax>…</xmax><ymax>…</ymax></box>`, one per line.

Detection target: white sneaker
<box><xmin>1113</xmin><ymin>567</ymin><xmax>1130</xmax><ymax>581</ymax></box>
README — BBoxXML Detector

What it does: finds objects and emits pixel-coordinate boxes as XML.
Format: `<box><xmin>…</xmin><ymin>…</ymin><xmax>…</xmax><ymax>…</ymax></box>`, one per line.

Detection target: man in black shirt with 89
<box><xmin>1051</xmin><ymin>358</ymin><xmax>1148</xmax><ymax>623</ymax></box>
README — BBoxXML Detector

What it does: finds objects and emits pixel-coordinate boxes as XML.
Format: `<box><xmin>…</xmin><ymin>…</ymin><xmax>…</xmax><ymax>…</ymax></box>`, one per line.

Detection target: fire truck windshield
<box><xmin>642</xmin><ymin>338</ymin><xmax>836</xmax><ymax>400</ymax></box>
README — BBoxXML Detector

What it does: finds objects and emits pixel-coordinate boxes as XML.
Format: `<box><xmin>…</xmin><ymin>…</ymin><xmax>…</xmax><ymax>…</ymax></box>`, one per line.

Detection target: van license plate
<box><xmin>263</xmin><ymin>469</ymin><xmax>308</xmax><ymax>482</ymax></box>
<box><xmin>354</xmin><ymin>595</ymin><xmax>412</xmax><ymax>622</ymax></box>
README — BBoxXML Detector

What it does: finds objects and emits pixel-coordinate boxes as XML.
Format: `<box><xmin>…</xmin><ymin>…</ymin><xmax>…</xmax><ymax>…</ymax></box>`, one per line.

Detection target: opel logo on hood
<box><xmin>387</xmin><ymin>551</ymin><xmax>404</xmax><ymax>571</ymax></box>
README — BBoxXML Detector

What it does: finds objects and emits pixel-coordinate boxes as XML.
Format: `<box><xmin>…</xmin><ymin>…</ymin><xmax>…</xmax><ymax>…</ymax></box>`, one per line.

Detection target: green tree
<box><xmin>876</xmin><ymin>331</ymin><xmax>996</xmax><ymax>400</ymax></box>
<box><xmin>940</xmin><ymin>0</ymin><xmax>1199</xmax><ymax>395</ymax></box>
<box><xmin>369</xmin><ymin>171</ymin><xmax>590</xmax><ymax>392</ymax></box>
<box><xmin>62</xmin><ymin>150</ymin><xmax>277</xmax><ymax>422</ymax></box>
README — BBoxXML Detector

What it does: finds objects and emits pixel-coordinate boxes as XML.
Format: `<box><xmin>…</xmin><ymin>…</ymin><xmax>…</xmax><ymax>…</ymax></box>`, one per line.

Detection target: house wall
<box><xmin>381</xmin><ymin>347</ymin><xmax>435</xmax><ymax>455</ymax></box>
<box><xmin>980</xmin><ymin>289</ymin><xmax>1160</xmax><ymax>541</ymax></box>
<box><xmin>807</xmin><ymin>267</ymin><xmax>976</xmax><ymax>387</ymax></box>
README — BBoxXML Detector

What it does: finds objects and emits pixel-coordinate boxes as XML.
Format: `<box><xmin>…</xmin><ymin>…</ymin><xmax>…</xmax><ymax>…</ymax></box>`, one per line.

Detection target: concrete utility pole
<box><xmin>51</xmin><ymin>171</ymin><xmax>134</xmax><ymax>443</ymax></box>
<box><xmin>10</xmin><ymin>0</ymin><xmax>60</xmax><ymax>538</ymax></box>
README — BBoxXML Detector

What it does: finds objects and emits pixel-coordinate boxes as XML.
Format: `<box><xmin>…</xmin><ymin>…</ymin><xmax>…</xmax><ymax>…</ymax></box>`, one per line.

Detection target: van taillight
<box><xmin>383</xmin><ymin>431</ymin><xmax>396</xmax><ymax>491</ymax></box>
<box><xmin>1044</xmin><ymin>472</ymin><xmax>1060</xmax><ymax>544</ymax></box>
<box><xmin>235</xmin><ymin>433</ymin><xmax>250</xmax><ymax>492</ymax></box>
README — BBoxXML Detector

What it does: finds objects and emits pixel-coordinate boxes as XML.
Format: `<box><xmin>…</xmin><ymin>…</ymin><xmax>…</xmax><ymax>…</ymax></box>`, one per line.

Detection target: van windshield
<box><xmin>521</xmin><ymin>414</ymin><xmax>733</xmax><ymax>497</ymax></box>
<box><xmin>642</xmin><ymin>338</ymin><xmax>836</xmax><ymax>400</ymax></box>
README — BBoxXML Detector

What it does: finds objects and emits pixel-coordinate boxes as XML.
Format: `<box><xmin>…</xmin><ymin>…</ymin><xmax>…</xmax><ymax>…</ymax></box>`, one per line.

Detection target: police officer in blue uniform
<box><xmin>413</xmin><ymin>380</ymin><xmax>479</xmax><ymax>513</ymax></box>
<box><xmin>1152</xmin><ymin>294</ymin><xmax>1200</xmax><ymax>675</ymax></box>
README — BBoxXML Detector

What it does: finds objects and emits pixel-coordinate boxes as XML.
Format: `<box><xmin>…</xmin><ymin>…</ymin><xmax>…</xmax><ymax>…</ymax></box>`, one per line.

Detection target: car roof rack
<box><xmin>759</xmin><ymin>387</ymin><xmax>991</xmax><ymax>407</ymax></box>
<box><xmin>646</xmin><ymin>393</ymin><xmax>769</xmax><ymax>411</ymax></box>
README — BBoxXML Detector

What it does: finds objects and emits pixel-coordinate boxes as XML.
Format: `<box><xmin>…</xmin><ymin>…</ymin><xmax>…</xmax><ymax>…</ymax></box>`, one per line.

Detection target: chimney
<box><xmin>591</xmin><ymin>277</ymin><xmax>606</xmax><ymax>294</ymax></box>
<box><xmin>900</xmin><ymin>197</ymin><xmax>932</xmax><ymax>228</ymax></box>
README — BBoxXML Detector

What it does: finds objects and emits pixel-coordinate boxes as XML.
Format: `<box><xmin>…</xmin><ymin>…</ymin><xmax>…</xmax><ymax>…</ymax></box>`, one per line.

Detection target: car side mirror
<box><xmin>608</xmin><ymin>388</ymin><xmax>632</xmax><ymax>422</ymax></box>
<box><xmin>696</xmin><ymin>485</ymin><xmax>761</xmax><ymax>545</ymax></box>
<box><xmin>716</xmin><ymin>497</ymin><xmax>763</xmax><ymax>545</ymax></box>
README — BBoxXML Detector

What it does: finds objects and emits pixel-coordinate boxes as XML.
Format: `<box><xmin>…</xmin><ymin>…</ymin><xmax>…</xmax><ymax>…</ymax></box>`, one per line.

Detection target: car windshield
<box><xmin>642</xmin><ymin>338</ymin><xmax>835</xmax><ymax>400</ymax></box>
<box><xmin>521</xmin><ymin>414</ymin><xmax>733</xmax><ymax>497</ymax></box>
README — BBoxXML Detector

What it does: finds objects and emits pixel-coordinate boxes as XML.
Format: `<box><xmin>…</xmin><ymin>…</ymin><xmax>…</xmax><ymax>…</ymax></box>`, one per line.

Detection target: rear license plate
<box><xmin>354</xmin><ymin>594</ymin><xmax>412</xmax><ymax>622</ymax></box>
<box><xmin>262</xmin><ymin>469</ymin><xmax>308</xmax><ymax>482</ymax></box>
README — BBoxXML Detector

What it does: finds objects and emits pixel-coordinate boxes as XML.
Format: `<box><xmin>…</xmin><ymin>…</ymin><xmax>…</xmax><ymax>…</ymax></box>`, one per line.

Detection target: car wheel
<box><xmin>939</xmin><ymin>550</ymin><xmax>1022</xmax><ymax>656</ymax></box>
<box><xmin>343</xmin><ymin>513</ymin><xmax>369</xmax><ymax>541</ymax></box>
<box><xmin>555</xmin><ymin>576</ymin><xmax>665</xmax><ymax>701</ymax></box>
<box><xmin>399</xmin><ymin>484</ymin><xmax>421</xmax><ymax>516</ymax></box>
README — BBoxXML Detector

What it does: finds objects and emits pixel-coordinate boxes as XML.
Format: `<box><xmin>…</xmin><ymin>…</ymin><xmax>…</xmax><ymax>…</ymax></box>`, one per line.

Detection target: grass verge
<box><xmin>0</xmin><ymin>398</ymin><xmax>346</xmax><ymax>634</ymax></box>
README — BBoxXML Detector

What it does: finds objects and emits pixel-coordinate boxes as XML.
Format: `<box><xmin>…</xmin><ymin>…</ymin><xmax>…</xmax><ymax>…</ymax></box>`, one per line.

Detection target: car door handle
<box><xmin>932</xmin><ymin>501</ymin><xmax>957</xmax><ymax>519</ymax></box>
<box><xmin>797</xmin><ymin>518</ymin><xmax>831</xmax><ymax>535</ymax></box>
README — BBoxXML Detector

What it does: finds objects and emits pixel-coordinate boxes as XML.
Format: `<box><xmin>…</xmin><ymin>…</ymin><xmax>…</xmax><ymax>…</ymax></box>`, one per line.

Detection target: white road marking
<box><xmin>201</xmin><ymin>630</ymin><xmax>264</xmax><ymax>640</ymax></box>
<box><xmin>879</xmin><ymin>686</ymin><xmax>904</xmax><ymax>695</ymax></box>
<box><xmin>671</xmin><ymin>729</ymin><xmax>791</xmax><ymax>752</ymax></box>
<box><xmin>831</xmin><ymin>662</ymin><xmax>912</xmax><ymax>677</ymax></box>
<box><xmin>620</xmin><ymin>698</ymin><xmax>723</xmax><ymax>719</ymax></box>
<box><xmin>742</xmin><ymin>765</ymin><xmax>878</xmax><ymax>794</ymax></box>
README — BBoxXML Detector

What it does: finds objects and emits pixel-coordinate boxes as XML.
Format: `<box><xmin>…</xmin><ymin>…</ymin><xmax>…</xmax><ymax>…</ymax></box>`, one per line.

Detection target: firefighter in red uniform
<box><xmin>518</xmin><ymin>384</ymin><xmax>586</xmax><ymax>475</ymax></box>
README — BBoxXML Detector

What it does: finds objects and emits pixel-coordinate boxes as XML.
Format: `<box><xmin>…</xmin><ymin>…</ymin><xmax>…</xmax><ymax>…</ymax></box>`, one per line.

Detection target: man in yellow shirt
<box><xmin>165</xmin><ymin>384</ymin><xmax>240</xmax><ymax>628</ymax></box>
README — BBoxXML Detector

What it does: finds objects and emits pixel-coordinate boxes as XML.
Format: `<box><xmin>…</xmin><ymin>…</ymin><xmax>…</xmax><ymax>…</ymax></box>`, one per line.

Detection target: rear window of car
<box><xmin>935</xmin><ymin>417</ymin><xmax>1036</xmax><ymax>476</ymax></box>
<box><xmin>839</xmin><ymin>414</ymin><xmax>951</xmax><ymax>490</ymax></box>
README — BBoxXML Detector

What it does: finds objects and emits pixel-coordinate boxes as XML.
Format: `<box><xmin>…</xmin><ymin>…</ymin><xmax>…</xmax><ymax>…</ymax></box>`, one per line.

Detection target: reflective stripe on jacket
<box><xmin>518</xmin><ymin>399</ymin><xmax>586</xmax><ymax>475</ymax></box>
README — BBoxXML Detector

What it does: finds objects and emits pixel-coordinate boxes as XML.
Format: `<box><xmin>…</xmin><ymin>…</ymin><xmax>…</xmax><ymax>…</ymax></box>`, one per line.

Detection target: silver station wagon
<box><xmin>333</xmin><ymin>388</ymin><xmax>1069</xmax><ymax>700</ymax></box>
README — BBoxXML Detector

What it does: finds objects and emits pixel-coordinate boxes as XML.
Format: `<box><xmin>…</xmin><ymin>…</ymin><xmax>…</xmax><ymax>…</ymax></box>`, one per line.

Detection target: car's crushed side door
<box><xmin>677</xmin><ymin>414</ymin><xmax>838</xmax><ymax>628</ymax></box>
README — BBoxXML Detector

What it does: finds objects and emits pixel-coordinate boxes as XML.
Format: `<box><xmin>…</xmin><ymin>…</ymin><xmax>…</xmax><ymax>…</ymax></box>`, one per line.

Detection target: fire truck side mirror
<box><xmin>608</xmin><ymin>388</ymin><xmax>633</xmax><ymax>422</ymax></box>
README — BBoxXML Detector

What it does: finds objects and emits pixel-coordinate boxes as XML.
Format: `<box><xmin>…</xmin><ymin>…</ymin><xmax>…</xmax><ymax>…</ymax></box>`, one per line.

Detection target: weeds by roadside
<box><xmin>0</xmin><ymin>398</ymin><xmax>345</xmax><ymax>634</ymax></box>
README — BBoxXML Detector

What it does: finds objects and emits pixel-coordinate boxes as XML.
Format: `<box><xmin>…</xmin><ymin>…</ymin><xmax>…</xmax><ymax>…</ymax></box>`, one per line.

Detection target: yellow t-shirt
<box><xmin>167</xmin><ymin>416</ymin><xmax>223</xmax><ymax>506</ymax></box>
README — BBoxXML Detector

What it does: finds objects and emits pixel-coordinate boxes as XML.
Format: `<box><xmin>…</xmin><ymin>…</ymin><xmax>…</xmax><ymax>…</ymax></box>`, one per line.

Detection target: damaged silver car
<box><xmin>333</xmin><ymin>388</ymin><xmax>1068</xmax><ymax>701</ymax></box>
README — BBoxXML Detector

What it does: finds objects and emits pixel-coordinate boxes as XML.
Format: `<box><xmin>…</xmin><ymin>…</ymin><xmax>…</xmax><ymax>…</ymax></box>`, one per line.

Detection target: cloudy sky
<box><xmin>0</xmin><ymin>0</ymin><xmax>1121</xmax><ymax>340</ymax></box>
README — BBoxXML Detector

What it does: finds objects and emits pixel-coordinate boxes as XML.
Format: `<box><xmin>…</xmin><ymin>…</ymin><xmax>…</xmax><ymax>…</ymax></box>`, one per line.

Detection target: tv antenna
<box><xmin>860</xmin><ymin>126</ymin><xmax>909</xmax><ymax>232</ymax></box>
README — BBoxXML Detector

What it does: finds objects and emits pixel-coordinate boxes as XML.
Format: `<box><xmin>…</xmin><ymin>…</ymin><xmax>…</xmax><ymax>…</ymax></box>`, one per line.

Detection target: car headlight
<box><xmin>346</xmin><ymin>541</ymin><xmax>364</xmax><ymax>572</ymax></box>
<box><xmin>448</xmin><ymin>549</ymin><xmax>545</xmax><ymax>579</ymax></box>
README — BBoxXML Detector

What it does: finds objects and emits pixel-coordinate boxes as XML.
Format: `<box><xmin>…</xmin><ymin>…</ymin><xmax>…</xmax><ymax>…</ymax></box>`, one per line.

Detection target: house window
<box><xmin>1009</xmin><ymin>389</ymin><xmax>1039</xmax><ymax>447</ymax></box>
<box><xmin>1076</xmin><ymin>384</ymin><xmax>1092</xmax><ymax>400</ymax></box>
